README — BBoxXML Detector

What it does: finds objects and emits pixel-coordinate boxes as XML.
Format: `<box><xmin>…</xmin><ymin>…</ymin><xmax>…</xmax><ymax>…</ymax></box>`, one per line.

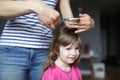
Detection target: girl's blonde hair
<box><xmin>43</xmin><ymin>26</ymin><xmax>82</xmax><ymax>71</ymax></box>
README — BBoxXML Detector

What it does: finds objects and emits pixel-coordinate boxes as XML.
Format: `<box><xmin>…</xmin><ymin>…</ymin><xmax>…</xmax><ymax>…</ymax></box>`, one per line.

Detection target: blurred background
<box><xmin>69</xmin><ymin>0</ymin><xmax>120</xmax><ymax>80</ymax></box>
<box><xmin>0</xmin><ymin>0</ymin><xmax>120</xmax><ymax>80</ymax></box>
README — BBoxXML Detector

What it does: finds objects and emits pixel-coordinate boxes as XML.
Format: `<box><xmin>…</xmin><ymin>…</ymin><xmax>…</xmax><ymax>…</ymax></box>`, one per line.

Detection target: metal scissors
<box><xmin>61</xmin><ymin>18</ymin><xmax>80</xmax><ymax>22</ymax></box>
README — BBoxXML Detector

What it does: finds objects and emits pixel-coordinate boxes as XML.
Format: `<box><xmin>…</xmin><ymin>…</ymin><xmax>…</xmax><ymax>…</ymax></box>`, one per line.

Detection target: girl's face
<box><xmin>58</xmin><ymin>42</ymin><xmax>80</xmax><ymax>65</ymax></box>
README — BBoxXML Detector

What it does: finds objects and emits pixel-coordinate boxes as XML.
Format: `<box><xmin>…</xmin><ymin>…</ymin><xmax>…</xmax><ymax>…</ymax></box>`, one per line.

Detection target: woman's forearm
<box><xmin>0</xmin><ymin>0</ymin><xmax>61</xmax><ymax>28</ymax></box>
<box><xmin>59</xmin><ymin>0</ymin><xmax>74</xmax><ymax>26</ymax></box>
<box><xmin>59</xmin><ymin>0</ymin><xmax>73</xmax><ymax>19</ymax></box>
<box><xmin>0</xmin><ymin>0</ymin><xmax>47</xmax><ymax>19</ymax></box>
<box><xmin>0</xmin><ymin>0</ymin><xmax>32</xmax><ymax>19</ymax></box>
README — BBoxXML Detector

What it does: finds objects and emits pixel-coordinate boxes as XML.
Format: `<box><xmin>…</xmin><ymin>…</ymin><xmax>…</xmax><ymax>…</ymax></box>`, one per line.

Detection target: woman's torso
<box><xmin>0</xmin><ymin>0</ymin><xmax>58</xmax><ymax>48</ymax></box>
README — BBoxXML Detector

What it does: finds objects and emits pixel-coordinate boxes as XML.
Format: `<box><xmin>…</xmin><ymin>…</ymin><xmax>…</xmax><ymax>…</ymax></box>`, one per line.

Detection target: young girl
<box><xmin>42</xmin><ymin>26</ymin><xmax>82</xmax><ymax>80</ymax></box>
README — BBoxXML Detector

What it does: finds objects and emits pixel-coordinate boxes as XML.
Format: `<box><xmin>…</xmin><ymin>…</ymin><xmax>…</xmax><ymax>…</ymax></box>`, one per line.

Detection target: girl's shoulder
<box><xmin>72</xmin><ymin>65</ymin><xmax>82</xmax><ymax>75</ymax></box>
<box><xmin>42</xmin><ymin>66</ymin><xmax>57</xmax><ymax>80</ymax></box>
<box><xmin>43</xmin><ymin>66</ymin><xmax>55</xmax><ymax>75</ymax></box>
<box><xmin>72</xmin><ymin>65</ymin><xmax>81</xmax><ymax>71</ymax></box>
<box><xmin>71</xmin><ymin>65</ymin><xmax>82</xmax><ymax>80</ymax></box>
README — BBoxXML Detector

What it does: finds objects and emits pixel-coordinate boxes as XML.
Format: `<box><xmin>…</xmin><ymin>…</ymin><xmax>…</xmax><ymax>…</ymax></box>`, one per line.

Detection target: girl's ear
<box><xmin>54</xmin><ymin>48</ymin><xmax>59</xmax><ymax>55</ymax></box>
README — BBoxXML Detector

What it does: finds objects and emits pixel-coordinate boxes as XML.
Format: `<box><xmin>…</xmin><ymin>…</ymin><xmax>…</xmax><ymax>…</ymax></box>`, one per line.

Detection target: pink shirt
<box><xmin>42</xmin><ymin>65</ymin><xmax>82</xmax><ymax>80</ymax></box>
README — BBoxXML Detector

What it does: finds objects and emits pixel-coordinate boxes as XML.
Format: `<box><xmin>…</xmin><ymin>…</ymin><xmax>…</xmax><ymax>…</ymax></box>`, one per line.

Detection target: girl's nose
<box><xmin>71</xmin><ymin>50</ymin><xmax>76</xmax><ymax>55</ymax></box>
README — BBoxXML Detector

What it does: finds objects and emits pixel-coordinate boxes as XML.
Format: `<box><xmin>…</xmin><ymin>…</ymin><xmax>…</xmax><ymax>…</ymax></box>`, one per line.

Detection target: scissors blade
<box><xmin>61</xmin><ymin>18</ymin><xmax>80</xmax><ymax>22</ymax></box>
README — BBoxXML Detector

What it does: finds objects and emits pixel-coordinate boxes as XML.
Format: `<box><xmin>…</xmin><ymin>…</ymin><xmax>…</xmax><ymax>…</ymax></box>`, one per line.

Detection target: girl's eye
<box><xmin>66</xmin><ymin>48</ymin><xmax>71</xmax><ymax>50</ymax></box>
<box><xmin>75</xmin><ymin>48</ymin><xmax>79</xmax><ymax>50</ymax></box>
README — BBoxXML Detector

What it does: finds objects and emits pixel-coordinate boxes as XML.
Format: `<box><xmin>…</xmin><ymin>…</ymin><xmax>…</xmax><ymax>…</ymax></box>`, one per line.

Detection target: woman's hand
<box><xmin>32</xmin><ymin>0</ymin><xmax>61</xmax><ymax>29</ymax></box>
<box><xmin>66</xmin><ymin>14</ymin><xmax>95</xmax><ymax>33</ymax></box>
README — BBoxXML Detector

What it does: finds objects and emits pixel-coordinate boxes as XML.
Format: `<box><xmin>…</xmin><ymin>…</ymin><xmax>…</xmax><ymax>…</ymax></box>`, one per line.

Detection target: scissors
<box><xmin>61</xmin><ymin>18</ymin><xmax>80</xmax><ymax>22</ymax></box>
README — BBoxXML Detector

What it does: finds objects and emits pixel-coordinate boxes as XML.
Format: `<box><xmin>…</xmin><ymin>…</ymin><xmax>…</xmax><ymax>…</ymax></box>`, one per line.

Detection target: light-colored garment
<box><xmin>0</xmin><ymin>0</ymin><xmax>57</xmax><ymax>48</ymax></box>
<box><xmin>42</xmin><ymin>65</ymin><xmax>82</xmax><ymax>80</ymax></box>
